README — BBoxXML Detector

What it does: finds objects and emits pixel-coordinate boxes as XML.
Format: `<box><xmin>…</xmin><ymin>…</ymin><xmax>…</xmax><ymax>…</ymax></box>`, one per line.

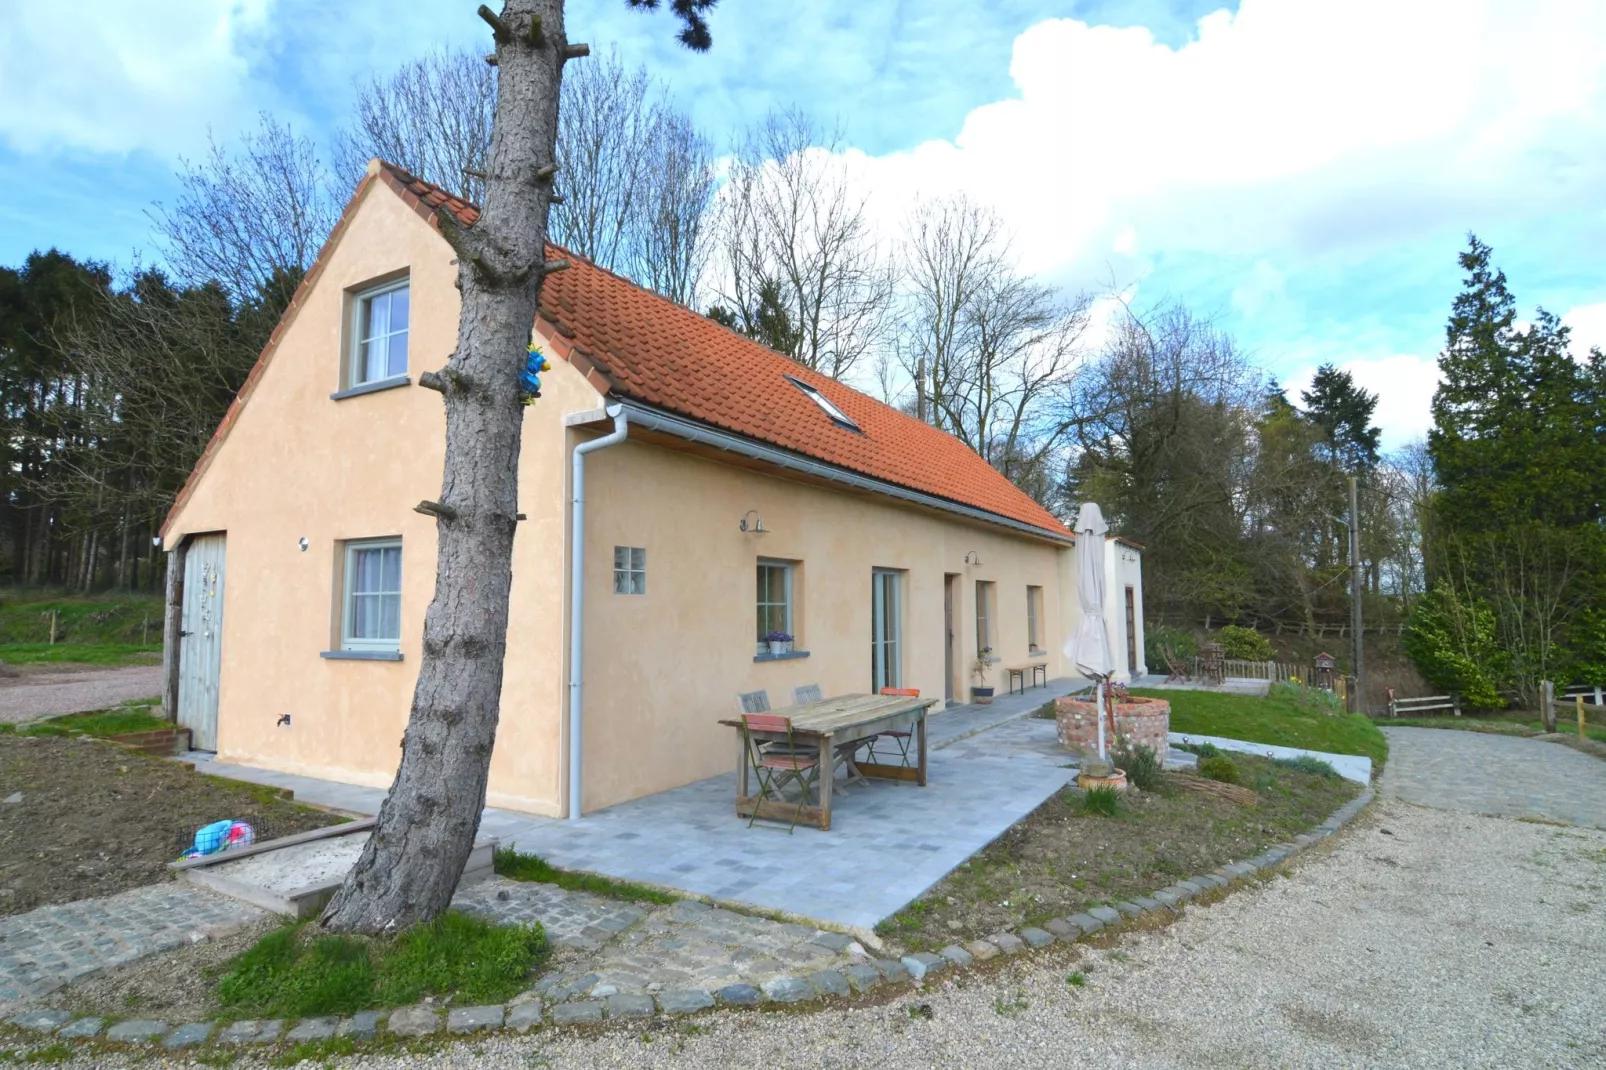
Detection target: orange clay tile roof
<box><xmin>376</xmin><ymin>164</ymin><xmax>1071</xmax><ymax>541</ymax></box>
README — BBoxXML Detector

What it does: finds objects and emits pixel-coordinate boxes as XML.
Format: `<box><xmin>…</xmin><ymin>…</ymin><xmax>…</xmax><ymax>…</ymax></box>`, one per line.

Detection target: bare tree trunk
<box><xmin>321</xmin><ymin>0</ymin><xmax>573</xmax><ymax>934</ymax></box>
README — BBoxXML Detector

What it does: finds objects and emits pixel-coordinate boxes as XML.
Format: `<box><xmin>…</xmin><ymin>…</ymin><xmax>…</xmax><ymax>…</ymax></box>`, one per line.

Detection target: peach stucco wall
<box><xmin>163</xmin><ymin>179</ymin><xmax>603</xmax><ymax>816</ymax></box>
<box><xmin>163</xmin><ymin>176</ymin><xmax>1115</xmax><ymax>818</ymax></box>
<box><xmin>572</xmin><ymin>438</ymin><xmax>1071</xmax><ymax>811</ymax></box>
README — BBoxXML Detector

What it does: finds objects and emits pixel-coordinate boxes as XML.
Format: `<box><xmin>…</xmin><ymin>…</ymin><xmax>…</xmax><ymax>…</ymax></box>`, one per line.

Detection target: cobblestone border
<box><xmin>0</xmin><ymin>788</ymin><xmax>1374</xmax><ymax>1053</ymax></box>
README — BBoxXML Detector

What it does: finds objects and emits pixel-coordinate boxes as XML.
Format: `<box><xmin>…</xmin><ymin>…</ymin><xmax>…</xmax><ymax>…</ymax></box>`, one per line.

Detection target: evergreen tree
<box><xmin>1300</xmin><ymin>363</ymin><xmax>1380</xmax><ymax>470</ymax></box>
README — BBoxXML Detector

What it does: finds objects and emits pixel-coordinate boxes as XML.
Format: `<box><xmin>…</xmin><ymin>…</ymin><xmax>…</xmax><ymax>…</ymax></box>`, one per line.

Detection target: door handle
<box><xmin>180</xmin><ymin>630</ymin><xmax>193</xmax><ymax>637</ymax></box>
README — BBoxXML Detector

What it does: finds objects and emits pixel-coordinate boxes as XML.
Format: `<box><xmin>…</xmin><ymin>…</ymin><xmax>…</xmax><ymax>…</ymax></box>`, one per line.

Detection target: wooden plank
<box><xmin>169</xmin><ymin>817</ymin><xmax>375</xmax><ymax>872</ymax></box>
<box><xmin>853</xmin><ymin>761</ymin><xmax>921</xmax><ymax>782</ymax></box>
<box><xmin>736</xmin><ymin>795</ymin><xmax>826</xmax><ymax>828</ymax></box>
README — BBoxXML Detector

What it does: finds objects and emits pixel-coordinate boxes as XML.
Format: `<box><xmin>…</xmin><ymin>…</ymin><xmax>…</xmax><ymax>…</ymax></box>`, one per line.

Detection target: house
<box><xmin>159</xmin><ymin>160</ymin><xmax>1147</xmax><ymax>818</ymax></box>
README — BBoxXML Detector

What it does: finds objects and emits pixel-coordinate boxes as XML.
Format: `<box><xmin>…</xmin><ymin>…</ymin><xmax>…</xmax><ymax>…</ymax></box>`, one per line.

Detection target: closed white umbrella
<box><xmin>1066</xmin><ymin>502</ymin><xmax>1114</xmax><ymax>758</ymax></box>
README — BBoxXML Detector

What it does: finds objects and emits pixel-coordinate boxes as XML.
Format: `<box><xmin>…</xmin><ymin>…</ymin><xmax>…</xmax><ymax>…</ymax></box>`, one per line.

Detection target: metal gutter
<box><xmin>614</xmin><ymin>401</ymin><xmax>1074</xmax><ymax>545</ymax></box>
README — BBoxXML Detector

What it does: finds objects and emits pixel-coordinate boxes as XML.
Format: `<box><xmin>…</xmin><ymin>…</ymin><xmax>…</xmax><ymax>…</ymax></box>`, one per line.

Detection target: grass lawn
<box><xmin>880</xmin><ymin>752</ymin><xmax>1359</xmax><ymax>951</ymax></box>
<box><xmin>216</xmin><ymin>913</ymin><xmax>547</xmax><ymax>1017</ymax></box>
<box><xmin>1132</xmin><ymin>687</ymin><xmax>1389</xmax><ymax>766</ymax></box>
<box><xmin>0</xmin><ymin>641</ymin><xmax>160</xmax><ymax>666</ymax></box>
<box><xmin>1381</xmin><ymin>713</ymin><xmax>1606</xmax><ymax>746</ymax></box>
<box><xmin>493</xmin><ymin>847</ymin><xmax>677</xmax><ymax>904</ymax></box>
<box><xmin>2</xmin><ymin>700</ymin><xmax>168</xmax><ymax>737</ymax></box>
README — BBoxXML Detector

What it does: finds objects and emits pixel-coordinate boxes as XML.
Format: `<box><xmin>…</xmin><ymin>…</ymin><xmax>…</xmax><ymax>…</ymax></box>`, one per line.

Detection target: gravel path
<box><xmin>0</xmin><ymin>665</ymin><xmax>162</xmax><ymax>724</ymax></box>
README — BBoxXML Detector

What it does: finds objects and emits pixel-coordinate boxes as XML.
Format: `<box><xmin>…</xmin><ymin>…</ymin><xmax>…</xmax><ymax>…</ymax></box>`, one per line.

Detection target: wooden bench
<box><xmin>1006</xmin><ymin>663</ymin><xmax>1049</xmax><ymax>696</ymax></box>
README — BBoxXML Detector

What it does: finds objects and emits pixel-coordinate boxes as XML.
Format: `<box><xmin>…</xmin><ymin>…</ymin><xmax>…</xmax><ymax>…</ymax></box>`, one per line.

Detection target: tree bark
<box><xmin>321</xmin><ymin>0</ymin><xmax>570</xmax><ymax>934</ymax></box>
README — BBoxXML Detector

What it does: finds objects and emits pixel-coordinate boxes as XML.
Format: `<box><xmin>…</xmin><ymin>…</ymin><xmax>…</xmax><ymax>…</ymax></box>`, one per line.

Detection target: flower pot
<box><xmin>971</xmin><ymin>686</ymin><xmax>995</xmax><ymax>705</ymax></box>
<box><xmin>1077</xmin><ymin>768</ymin><xmax>1128</xmax><ymax>792</ymax></box>
<box><xmin>767</xmin><ymin>640</ymin><xmax>791</xmax><ymax>655</ymax></box>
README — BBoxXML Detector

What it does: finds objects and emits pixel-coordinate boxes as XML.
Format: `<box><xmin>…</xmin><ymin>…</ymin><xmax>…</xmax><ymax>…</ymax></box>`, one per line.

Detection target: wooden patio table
<box><xmin>721</xmin><ymin>692</ymin><xmax>937</xmax><ymax>831</ymax></box>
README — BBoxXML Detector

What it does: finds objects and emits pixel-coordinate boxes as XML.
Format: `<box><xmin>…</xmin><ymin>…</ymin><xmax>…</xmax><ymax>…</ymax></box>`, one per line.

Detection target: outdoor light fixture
<box><xmin>298</xmin><ymin>537</ymin><xmax>309</xmax><ymax>552</ymax></box>
<box><xmin>964</xmin><ymin>550</ymin><xmax>983</xmax><ymax>565</ymax></box>
<box><xmin>739</xmin><ymin>510</ymin><xmax>767</xmax><ymax>534</ymax></box>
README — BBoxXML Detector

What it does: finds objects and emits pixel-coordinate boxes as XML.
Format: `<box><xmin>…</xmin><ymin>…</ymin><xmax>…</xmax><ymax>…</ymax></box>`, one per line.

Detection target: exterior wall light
<box><xmin>740</xmin><ymin>510</ymin><xmax>767</xmax><ymax>534</ymax></box>
<box><xmin>964</xmin><ymin>550</ymin><xmax>983</xmax><ymax>565</ymax></box>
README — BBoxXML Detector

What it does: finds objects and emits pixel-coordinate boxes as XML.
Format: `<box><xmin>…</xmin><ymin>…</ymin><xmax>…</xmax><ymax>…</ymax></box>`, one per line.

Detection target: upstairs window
<box><xmin>785</xmin><ymin>375</ymin><xmax>860</xmax><ymax>432</ymax></box>
<box><xmin>353</xmin><ymin>280</ymin><xmax>410</xmax><ymax>385</ymax></box>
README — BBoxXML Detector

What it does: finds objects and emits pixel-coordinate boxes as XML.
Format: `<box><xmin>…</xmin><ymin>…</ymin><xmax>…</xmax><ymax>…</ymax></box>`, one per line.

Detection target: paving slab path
<box><xmin>1381</xmin><ymin>725</ymin><xmax>1606</xmax><ymax>828</ymax></box>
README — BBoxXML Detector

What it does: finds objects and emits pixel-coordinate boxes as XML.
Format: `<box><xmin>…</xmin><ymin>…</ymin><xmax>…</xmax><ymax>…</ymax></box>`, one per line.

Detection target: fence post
<box><xmin>1595</xmin><ymin>685</ymin><xmax>1603</xmax><ymax>707</ymax></box>
<box><xmin>1540</xmin><ymin>680</ymin><xmax>1556</xmax><ymax>732</ymax></box>
<box><xmin>1579</xmin><ymin>695</ymin><xmax>1588</xmax><ymax>740</ymax></box>
<box><xmin>1452</xmin><ymin>693</ymin><xmax>1461</xmax><ymax>717</ymax></box>
<box><xmin>48</xmin><ymin>610</ymin><xmax>56</xmax><ymax>645</ymax></box>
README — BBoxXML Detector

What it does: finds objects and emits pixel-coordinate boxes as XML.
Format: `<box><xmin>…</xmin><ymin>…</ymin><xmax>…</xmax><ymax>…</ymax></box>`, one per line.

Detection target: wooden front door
<box><xmin>178</xmin><ymin>534</ymin><xmax>227</xmax><ymax>751</ymax></box>
<box><xmin>1125</xmin><ymin>586</ymin><xmax>1137</xmax><ymax>674</ymax></box>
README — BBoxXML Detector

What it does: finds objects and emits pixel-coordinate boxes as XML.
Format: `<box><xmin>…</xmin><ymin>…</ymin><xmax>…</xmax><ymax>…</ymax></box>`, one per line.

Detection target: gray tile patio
<box><xmin>183</xmin><ymin>678</ymin><xmax>1088</xmax><ymax>930</ymax></box>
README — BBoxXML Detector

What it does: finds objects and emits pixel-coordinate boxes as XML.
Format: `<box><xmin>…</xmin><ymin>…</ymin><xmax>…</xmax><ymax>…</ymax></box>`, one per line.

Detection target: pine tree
<box><xmin>1300</xmin><ymin>364</ymin><xmax>1380</xmax><ymax>470</ymax></box>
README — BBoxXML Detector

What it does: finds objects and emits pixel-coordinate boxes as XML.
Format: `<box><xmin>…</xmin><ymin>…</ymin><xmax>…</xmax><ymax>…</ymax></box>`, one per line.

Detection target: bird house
<box><xmin>1313</xmin><ymin>652</ymin><xmax>1337</xmax><ymax>691</ymax></box>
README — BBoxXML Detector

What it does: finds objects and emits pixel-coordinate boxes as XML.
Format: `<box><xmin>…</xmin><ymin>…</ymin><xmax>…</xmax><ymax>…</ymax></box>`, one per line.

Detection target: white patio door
<box><xmin>871</xmin><ymin>569</ymin><xmax>902</xmax><ymax>691</ymax></box>
<box><xmin>178</xmin><ymin>533</ymin><xmax>226</xmax><ymax>751</ymax></box>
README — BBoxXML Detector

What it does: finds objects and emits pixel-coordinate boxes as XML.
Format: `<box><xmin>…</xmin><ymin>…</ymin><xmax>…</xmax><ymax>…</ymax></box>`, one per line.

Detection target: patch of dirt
<box><xmin>35</xmin><ymin>915</ymin><xmax>282</xmax><ymax>1022</ymax></box>
<box><xmin>0</xmin><ymin>734</ymin><xmax>344</xmax><ymax>915</ymax></box>
<box><xmin>883</xmin><ymin>754</ymin><xmax>1360</xmax><ymax>951</ymax></box>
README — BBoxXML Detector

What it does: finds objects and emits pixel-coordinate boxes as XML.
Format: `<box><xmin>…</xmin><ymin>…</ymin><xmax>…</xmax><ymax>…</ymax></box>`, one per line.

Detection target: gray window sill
<box><xmin>331</xmin><ymin>374</ymin><xmax>410</xmax><ymax>401</ymax></box>
<box><xmin>321</xmin><ymin>650</ymin><xmax>403</xmax><ymax>661</ymax></box>
<box><xmin>753</xmin><ymin>650</ymin><xmax>811</xmax><ymax>662</ymax></box>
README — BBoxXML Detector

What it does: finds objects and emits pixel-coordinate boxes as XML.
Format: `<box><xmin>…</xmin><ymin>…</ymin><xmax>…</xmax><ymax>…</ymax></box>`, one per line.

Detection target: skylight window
<box><xmin>785</xmin><ymin>375</ymin><xmax>861</xmax><ymax>432</ymax></box>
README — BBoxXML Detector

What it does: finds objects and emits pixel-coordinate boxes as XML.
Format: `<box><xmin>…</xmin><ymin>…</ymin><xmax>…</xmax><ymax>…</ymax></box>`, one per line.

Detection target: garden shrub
<box><xmin>1111</xmin><ymin>738</ymin><xmax>1163</xmax><ymax>793</ymax></box>
<box><xmin>1217</xmin><ymin>625</ymin><xmax>1274</xmax><ymax>662</ymax></box>
<box><xmin>1144</xmin><ymin>623</ymin><xmax>1196</xmax><ymax>666</ymax></box>
<box><xmin>1402</xmin><ymin>583</ymin><xmax>1504</xmax><ymax>708</ymax></box>
<box><xmin>1272</xmin><ymin>754</ymin><xmax>1341</xmax><ymax>778</ymax></box>
<box><xmin>1197</xmin><ymin>754</ymin><xmax>1241</xmax><ymax>784</ymax></box>
<box><xmin>1270</xmin><ymin>680</ymin><xmax>1343</xmax><ymax>716</ymax></box>
<box><xmin>1080</xmin><ymin>785</ymin><xmax>1121</xmax><ymax>816</ymax></box>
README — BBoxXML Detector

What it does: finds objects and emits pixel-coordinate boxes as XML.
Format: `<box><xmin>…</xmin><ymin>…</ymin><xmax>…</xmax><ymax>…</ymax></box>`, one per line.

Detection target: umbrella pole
<box><xmin>1096</xmin><ymin>677</ymin><xmax>1106</xmax><ymax>760</ymax></box>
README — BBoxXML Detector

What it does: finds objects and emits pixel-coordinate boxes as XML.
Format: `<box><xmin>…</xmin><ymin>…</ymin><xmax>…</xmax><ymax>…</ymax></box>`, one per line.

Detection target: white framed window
<box><xmin>872</xmin><ymin>568</ymin><xmax>902</xmax><ymax>690</ymax></box>
<box><xmin>976</xmin><ymin>580</ymin><xmax>995</xmax><ymax>655</ymax></box>
<box><xmin>613</xmin><ymin>546</ymin><xmax>646</xmax><ymax>594</ymax></box>
<box><xmin>351</xmin><ymin>280</ymin><xmax>410</xmax><ymax>385</ymax></box>
<box><xmin>1027</xmin><ymin>585</ymin><xmax>1043</xmax><ymax>651</ymax></box>
<box><xmin>757</xmin><ymin>559</ymin><xmax>794</xmax><ymax>652</ymax></box>
<box><xmin>342</xmin><ymin>539</ymin><xmax>402</xmax><ymax>651</ymax></box>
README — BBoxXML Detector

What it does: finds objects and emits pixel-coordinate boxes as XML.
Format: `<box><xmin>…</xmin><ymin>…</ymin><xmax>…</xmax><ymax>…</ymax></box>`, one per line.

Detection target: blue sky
<box><xmin>4</xmin><ymin>0</ymin><xmax>1605</xmax><ymax>447</ymax></box>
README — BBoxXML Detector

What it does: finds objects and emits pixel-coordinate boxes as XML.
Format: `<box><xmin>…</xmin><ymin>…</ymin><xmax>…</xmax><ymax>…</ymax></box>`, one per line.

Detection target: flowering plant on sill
<box><xmin>763</xmin><ymin>631</ymin><xmax>794</xmax><ymax>655</ymax></box>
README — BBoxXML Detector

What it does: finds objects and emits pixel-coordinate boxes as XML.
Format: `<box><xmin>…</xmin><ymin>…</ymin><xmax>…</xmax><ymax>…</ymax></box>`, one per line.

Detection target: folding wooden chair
<box><xmin>864</xmin><ymin>687</ymin><xmax>920</xmax><ymax>768</ymax></box>
<box><xmin>740</xmin><ymin>713</ymin><xmax>820</xmax><ymax>833</ymax></box>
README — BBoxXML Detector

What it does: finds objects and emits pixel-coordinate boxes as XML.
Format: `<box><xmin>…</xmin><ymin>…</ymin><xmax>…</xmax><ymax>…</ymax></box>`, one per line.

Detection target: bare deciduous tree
<box><xmin>334</xmin><ymin>48</ymin><xmax>497</xmax><ymax>203</ymax></box>
<box><xmin>152</xmin><ymin>113</ymin><xmax>340</xmax><ymax>312</ymax></box>
<box><xmin>897</xmin><ymin>195</ymin><xmax>1088</xmax><ymax>502</ymax></box>
<box><xmin>335</xmin><ymin>44</ymin><xmax>715</xmax><ymax>306</ymax></box>
<box><xmin>319</xmin><ymin>0</ymin><xmax>715</xmax><ymax>936</ymax></box>
<box><xmin>717</xmin><ymin>108</ymin><xmax>895</xmax><ymax>379</ymax></box>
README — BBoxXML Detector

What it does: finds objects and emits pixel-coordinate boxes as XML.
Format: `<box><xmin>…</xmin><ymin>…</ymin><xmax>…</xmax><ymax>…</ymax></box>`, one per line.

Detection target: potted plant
<box><xmin>764</xmin><ymin>630</ymin><xmax>794</xmax><ymax>655</ymax></box>
<box><xmin>971</xmin><ymin>647</ymin><xmax>995</xmax><ymax>704</ymax></box>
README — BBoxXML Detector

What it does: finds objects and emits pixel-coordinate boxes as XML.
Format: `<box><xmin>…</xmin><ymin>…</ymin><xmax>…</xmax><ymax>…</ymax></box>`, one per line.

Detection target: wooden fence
<box><xmin>1218</xmin><ymin>659</ymin><xmax>1305</xmax><ymax>683</ymax></box>
<box><xmin>1542</xmin><ymin>680</ymin><xmax>1605</xmax><ymax>735</ymax></box>
<box><xmin>1387</xmin><ymin>693</ymin><xmax>1460</xmax><ymax>717</ymax></box>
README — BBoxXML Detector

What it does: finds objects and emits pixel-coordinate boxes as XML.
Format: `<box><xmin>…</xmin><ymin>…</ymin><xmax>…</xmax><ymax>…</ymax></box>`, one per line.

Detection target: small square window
<box><xmin>343</xmin><ymin>539</ymin><xmax>402</xmax><ymax>650</ymax></box>
<box><xmin>352</xmin><ymin>280</ymin><xmax>410</xmax><ymax>385</ymax></box>
<box><xmin>613</xmin><ymin>546</ymin><xmax>646</xmax><ymax>594</ymax></box>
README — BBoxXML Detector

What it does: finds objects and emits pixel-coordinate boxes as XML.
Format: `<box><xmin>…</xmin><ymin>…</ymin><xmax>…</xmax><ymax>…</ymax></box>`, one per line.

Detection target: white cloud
<box><xmin>1285</xmin><ymin>353</ymin><xmax>1443</xmax><ymax>450</ymax></box>
<box><xmin>0</xmin><ymin>0</ymin><xmax>273</xmax><ymax>156</ymax></box>
<box><xmin>1563</xmin><ymin>302</ymin><xmax>1606</xmax><ymax>356</ymax></box>
<box><xmin>845</xmin><ymin>0</ymin><xmax>1606</xmax><ymax>284</ymax></box>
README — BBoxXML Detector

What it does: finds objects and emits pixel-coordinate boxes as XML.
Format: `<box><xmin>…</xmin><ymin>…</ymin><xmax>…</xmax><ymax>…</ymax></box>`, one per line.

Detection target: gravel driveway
<box><xmin>30</xmin><ymin>732</ymin><xmax>1606</xmax><ymax>1069</ymax></box>
<box><xmin>0</xmin><ymin>665</ymin><xmax>162</xmax><ymax>724</ymax></box>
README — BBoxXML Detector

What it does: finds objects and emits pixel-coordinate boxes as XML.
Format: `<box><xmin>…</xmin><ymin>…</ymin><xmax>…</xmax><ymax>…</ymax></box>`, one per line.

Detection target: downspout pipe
<box><xmin>568</xmin><ymin>403</ymin><xmax>628</xmax><ymax>821</ymax></box>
